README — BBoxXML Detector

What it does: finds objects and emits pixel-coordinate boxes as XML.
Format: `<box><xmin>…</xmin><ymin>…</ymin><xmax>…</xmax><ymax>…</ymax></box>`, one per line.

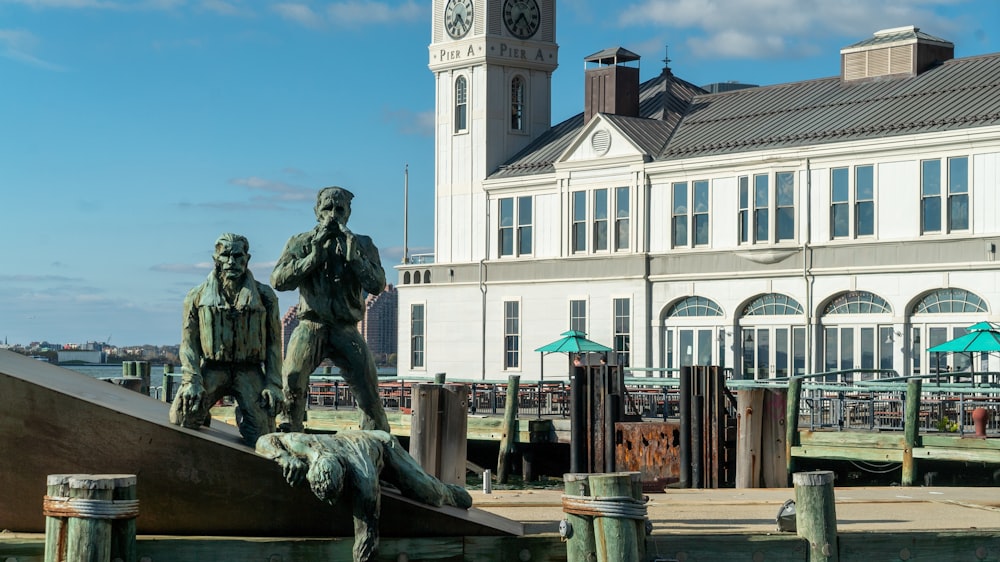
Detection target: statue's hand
<box><xmin>178</xmin><ymin>380</ymin><xmax>205</xmax><ymax>415</ymax></box>
<box><xmin>259</xmin><ymin>385</ymin><xmax>285</xmax><ymax>416</ymax></box>
<box><xmin>281</xmin><ymin>456</ymin><xmax>309</xmax><ymax>487</ymax></box>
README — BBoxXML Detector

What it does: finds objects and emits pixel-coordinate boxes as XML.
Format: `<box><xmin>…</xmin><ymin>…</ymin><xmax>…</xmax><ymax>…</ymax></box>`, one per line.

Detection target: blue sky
<box><xmin>2</xmin><ymin>0</ymin><xmax>998</xmax><ymax>346</ymax></box>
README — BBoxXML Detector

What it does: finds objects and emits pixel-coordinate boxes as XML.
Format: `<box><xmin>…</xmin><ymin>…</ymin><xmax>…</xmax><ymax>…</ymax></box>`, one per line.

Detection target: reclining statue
<box><xmin>256</xmin><ymin>430</ymin><xmax>472</xmax><ymax>561</ymax></box>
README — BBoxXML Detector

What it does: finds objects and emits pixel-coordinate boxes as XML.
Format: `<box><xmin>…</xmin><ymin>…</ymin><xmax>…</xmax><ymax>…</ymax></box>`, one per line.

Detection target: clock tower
<box><xmin>428</xmin><ymin>0</ymin><xmax>558</xmax><ymax>264</ymax></box>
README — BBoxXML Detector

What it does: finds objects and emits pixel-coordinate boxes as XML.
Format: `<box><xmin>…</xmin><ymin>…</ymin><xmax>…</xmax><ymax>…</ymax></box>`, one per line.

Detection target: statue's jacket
<box><xmin>180</xmin><ymin>269</ymin><xmax>282</xmax><ymax>387</ymax></box>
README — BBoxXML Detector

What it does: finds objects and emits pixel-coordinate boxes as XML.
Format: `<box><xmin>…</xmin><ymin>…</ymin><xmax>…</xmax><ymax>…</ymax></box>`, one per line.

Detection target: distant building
<box><xmin>361</xmin><ymin>285</ymin><xmax>398</xmax><ymax>363</ymax></box>
<box><xmin>57</xmin><ymin>350</ymin><xmax>104</xmax><ymax>364</ymax></box>
<box><xmin>281</xmin><ymin>305</ymin><xmax>299</xmax><ymax>359</ymax></box>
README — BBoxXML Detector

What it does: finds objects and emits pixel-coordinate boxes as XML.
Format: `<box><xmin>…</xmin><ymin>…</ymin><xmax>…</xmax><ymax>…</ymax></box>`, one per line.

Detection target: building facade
<box><xmin>361</xmin><ymin>284</ymin><xmax>398</xmax><ymax>363</ymax></box>
<box><xmin>398</xmin><ymin>3</ymin><xmax>1000</xmax><ymax>382</ymax></box>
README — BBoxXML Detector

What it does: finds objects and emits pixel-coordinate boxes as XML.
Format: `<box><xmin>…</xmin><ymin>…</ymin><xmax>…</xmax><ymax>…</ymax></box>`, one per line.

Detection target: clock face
<box><xmin>444</xmin><ymin>0</ymin><xmax>474</xmax><ymax>39</ymax></box>
<box><xmin>503</xmin><ymin>0</ymin><xmax>540</xmax><ymax>39</ymax></box>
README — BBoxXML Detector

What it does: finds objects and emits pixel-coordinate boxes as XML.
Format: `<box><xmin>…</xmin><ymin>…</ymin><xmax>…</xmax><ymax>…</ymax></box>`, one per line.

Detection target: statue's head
<box><xmin>213</xmin><ymin>233</ymin><xmax>251</xmax><ymax>282</ymax></box>
<box><xmin>314</xmin><ymin>186</ymin><xmax>354</xmax><ymax>226</ymax></box>
<box><xmin>307</xmin><ymin>454</ymin><xmax>345</xmax><ymax>503</ymax></box>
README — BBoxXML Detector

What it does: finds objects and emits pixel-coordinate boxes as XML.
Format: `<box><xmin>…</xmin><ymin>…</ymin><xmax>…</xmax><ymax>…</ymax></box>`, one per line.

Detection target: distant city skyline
<box><xmin>2</xmin><ymin>1</ymin><xmax>997</xmax><ymax>346</ymax></box>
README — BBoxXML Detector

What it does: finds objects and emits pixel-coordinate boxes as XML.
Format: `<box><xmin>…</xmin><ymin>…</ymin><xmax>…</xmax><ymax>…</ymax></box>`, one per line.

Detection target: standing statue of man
<box><xmin>256</xmin><ymin>430</ymin><xmax>472</xmax><ymax>562</ymax></box>
<box><xmin>272</xmin><ymin>186</ymin><xmax>389</xmax><ymax>432</ymax></box>
<box><xmin>169</xmin><ymin>233</ymin><xmax>284</xmax><ymax>446</ymax></box>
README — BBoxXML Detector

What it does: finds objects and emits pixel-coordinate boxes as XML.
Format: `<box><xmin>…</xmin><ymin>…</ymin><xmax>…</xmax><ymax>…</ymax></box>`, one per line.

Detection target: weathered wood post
<box><xmin>793</xmin><ymin>470</ymin><xmax>838</xmax><ymax>562</ymax></box>
<box><xmin>678</xmin><ymin>366</ymin><xmax>691</xmax><ymax>488</ymax></box>
<box><xmin>411</xmin><ymin>382</ymin><xmax>469</xmax><ymax>485</ymax></box>
<box><xmin>562</xmin><ymin>473</ymin><xmax>597</xmax><ymax>562</ymax></box>
<box><xmin>902</xmin><ymin>378</ymin><xmax>922</xmax><ymax>486</ymax></box>
<box><xmin>589</xmin><ymin>473</ymin><xmax>641</xmax><ymax>562</ymax></box>
<box><xmin>497</xmin><ymin>375</ymin><xmax>520</xmax><ymax>483</ymax></box>
<box><xmin>785</xmin><ymin>376</ymin><xmax>802</xmax><ymax>485</ymax></box>
<box><xmin>762</xmin><ymin>388</ymin><xmax>789</xmax><ymax>488</ymax></box>
<box><xmin>736</xmin><ymin>389</ymin><xmax>764</xmax><ymax>488</ymax></box>
<box><xmin>43</xmin><ymin>474</ymin><xmax>139</xmax><ymax>562</ymax></box>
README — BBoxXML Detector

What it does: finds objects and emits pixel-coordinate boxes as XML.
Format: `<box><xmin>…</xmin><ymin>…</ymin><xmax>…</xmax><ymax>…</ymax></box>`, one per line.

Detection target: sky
<box><xmin>1</xmin><ymin>0</ymin><xmax>998</xmax><ymax>347</ymax></box>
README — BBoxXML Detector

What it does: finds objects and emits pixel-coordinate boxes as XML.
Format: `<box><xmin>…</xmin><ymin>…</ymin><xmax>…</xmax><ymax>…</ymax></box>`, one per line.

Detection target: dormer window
<box><xmin>510</xmin><ymin>76</ymin><xmax>525</xmax><ymax>131</ymax></box>
<box><xmin>454</xmin><ymin>76</ymin><xmax>468</xmax><ymax>133</ymax></box>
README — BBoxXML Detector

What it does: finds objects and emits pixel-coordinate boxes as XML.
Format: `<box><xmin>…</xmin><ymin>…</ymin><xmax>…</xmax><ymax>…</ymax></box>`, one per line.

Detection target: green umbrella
<box><xmin>927</xmin><ymin>326</ymin><xmax>1000</xmax><ymax>353</ymax></box>
<box><xmin>535</xmin><ymin>330</ymin><xmax>613</xmax><ymax>354</ymax></box>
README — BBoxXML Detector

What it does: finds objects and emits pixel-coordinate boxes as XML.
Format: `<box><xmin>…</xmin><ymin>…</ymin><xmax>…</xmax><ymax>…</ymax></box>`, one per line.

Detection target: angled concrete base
<box><xmin>0</xmin><ymin>350</ymin><xmax>521</xmax><ymax>537</ymax></box>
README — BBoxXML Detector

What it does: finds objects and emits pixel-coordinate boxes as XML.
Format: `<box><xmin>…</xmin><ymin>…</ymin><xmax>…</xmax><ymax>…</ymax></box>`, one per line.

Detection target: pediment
<box><xmin>557</xmin><ymin>114</ymin><xmax>647</xmax><ymax>165</ymax></box>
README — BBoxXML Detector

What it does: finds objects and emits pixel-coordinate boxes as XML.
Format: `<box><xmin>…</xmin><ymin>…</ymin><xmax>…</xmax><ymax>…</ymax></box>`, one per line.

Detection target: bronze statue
<box><xmin>169</xmin><ymin>233</ymin><xmax>283</xmax><ymax>446</ymax></box>
<box><xmin>256</xmin><ymin>430</ymin><xmax>472</xmax><ymax>561</ymax></box>
<box><xmin>271</xmin><ymin>187</ymin><xmax>389</xmax><ymax>432</ymax></box>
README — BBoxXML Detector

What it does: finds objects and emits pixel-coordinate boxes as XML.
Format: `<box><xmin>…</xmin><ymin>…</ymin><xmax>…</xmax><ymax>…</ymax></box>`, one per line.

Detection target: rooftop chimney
<box><xmin>840</xmin><ymin>26</ymin><xmax>954</xmax><ymax>82</ymax></box>
<box><xmin>584</xmin><ymin>47</ymin><xmax>640</xmax><ymax>124</ymax></box>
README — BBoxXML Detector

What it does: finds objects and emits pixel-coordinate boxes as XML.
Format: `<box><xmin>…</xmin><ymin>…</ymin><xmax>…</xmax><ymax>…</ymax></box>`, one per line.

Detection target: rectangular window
<box><xmin>499</xmin><ymin>198</ymin><xmax>514</xmax><ymax>257</ymax></box>
<box><xmin>753</xmin><ymin>174</ymin><xmax>769</xmax><ymax>242</ymax></box>
<box><xmin>948</xmin><ymin>156</ymin><xmax>969</xmax><ymax>231</ymax></box>
<box><xmin>615</xmin><ymin>186</ymin><xmax>629</xmax><ymax>250</ymax></box>
<box><xmin>693</xmin><ymin>180</ymin><xmax>710</xmax><ymax>246</ymax></box>
<box><xmin>776</xmin><ymin>171</ymin><xmax>795</xmax><ymax>241</ymax></box>
<box><xmin>510</xmin><ymin>77</ymin><xmax>524</xmax><ymax>131</ymax></box>
<box><xmin>921</xmin><ymin>159</ymin><xmax>942</xmax><ymax>233</ymax></box>
<box><xmin>410</xmin><ymin>304</ymin><xmax>425</xmax><ymax>369</ymax></box>
<box><xmin>738</xmin><ymin>176</ymin><xmax>749</xmax><ymax>244</ymax></box>
<box><xmin>454</xmin><ymin>77</ymin><xmax>467</xmax><ymax>133</ymax></box>
<box><xmin>671</xmin><ymin>182</ymin><xmax>688</xmax><ymax>247</ymax></box>
<box><xmin>594</xmin><ymin>188</ymin><xmax>608</xmax><ymax>251</ymax></box>
<box><xmin>570</xmin><ymin>299</ymin><xmax>586</xmax><ymax>333</ymax></box>
<box><xmin>831</xmin><ymin>167</ymin><xmax>849</xmax><ymax>238</ymax></box>
<box><xmin>500</xmin><ymin>196</ymin><xmax>532</xmax><ymax>257</ymax></box>
<box><xmin>517</xmin><ymin>196</ymin><xmax>533</xmax><ymax>255</ymax></box>
<box><xmin>855</xmin><ymin>165</ymin><xmax>874</xmax><ymax>236</ymax></box>
<box><xmin>613</xmin><ymin>298</ymin><xmax>630</xmax><ymax>367</ymax></box>
<box><xmin>504</xmin><ymin>300</ymin><xmax>520</xmax><ymax>369</ymax></box>
<box><xmin>571</xmin><ymin>190</ymin><xmax>587</xmax><ymax>253</ymax></box>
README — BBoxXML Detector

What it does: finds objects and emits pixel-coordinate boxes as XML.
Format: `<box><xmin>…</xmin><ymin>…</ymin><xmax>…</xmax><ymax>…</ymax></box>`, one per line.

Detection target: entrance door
<box><xmin>741</xmin><ymin>326</ymin><xmax>805</xmax><ymax>379</ymax></box>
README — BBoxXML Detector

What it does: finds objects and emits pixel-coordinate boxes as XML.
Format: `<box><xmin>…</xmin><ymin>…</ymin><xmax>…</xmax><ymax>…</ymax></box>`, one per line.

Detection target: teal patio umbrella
<box><xmin>534</xmin><ymin>330</ymin><xmax>612</xmax><ymax>381</ymax></box>
<box><xmin>926</xmin><ymin>322</ymin><xmax>1000</xmax><ymax>383</ymax></box>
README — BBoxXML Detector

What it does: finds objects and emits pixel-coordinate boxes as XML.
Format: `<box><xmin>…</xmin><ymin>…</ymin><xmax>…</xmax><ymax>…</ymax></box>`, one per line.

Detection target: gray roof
<box><xmin>842</xmin><ymin>26</ymin><xmax>952</xmax><ymax>50</ymax></box>
<box><xmin>490</xmin><ymin>70</ymin><xmax>705</xmax><ymax>179</ymax></box>
<box><xmin>663</xmin><ymin>52</ymin><xmax>1000</xmax><ymax>159</ymax></box>
<box><xmin>490</xmin><ymin>51</ymin><xmax>1000</xmax><ymax>177</ymax></box>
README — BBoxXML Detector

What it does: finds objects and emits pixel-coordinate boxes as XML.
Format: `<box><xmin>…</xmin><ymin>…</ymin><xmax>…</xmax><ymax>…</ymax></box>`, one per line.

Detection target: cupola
<box><xmin>584</xmin><ymin>47</ymin><xmax>640</xmax><ymax>123</ymax></box>
<box><xmin>840</xmin><ymin>26</ymin><xmax>954</xmax><ymax>82</ymax></box>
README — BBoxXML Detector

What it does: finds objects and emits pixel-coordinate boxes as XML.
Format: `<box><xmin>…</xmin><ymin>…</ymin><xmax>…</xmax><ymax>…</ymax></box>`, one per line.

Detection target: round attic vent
<box><xmin>591</xmin><ymin>129</ymin><xmax>611</xmax><ymax>156</ymax></box>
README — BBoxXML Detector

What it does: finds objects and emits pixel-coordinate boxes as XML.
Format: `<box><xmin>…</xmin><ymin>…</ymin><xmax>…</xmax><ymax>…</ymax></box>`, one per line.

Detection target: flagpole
<box><xmin>402</xmin><ymin>164</ymin><xmax>409</xmax><ymax>264</ymax></box>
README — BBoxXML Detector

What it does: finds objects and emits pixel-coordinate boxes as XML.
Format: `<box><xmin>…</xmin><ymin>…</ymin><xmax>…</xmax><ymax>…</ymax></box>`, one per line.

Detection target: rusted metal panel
<box><xmin>614</xmin><ymin>421</ymin><xmax>682</xmax><ymax>491</ymax></box>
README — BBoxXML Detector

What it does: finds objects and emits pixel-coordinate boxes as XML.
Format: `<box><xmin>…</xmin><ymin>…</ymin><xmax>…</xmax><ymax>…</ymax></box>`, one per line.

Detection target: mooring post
<box><xmin>411</xmin><ymin>382</ymin><xmax>469</xmax><ymax>485</ymax></box>
<box><xmin>562</xmin><ymin>473</ymin><xmax>596</xmax><ymax>562</ymax></box>
<box><xmin>736</xmin><ymin>389</ymin><xmax>765</xmax><ymax>488</ymax></box>
<box><xmin>589</xmin><ymin>473</ymin><xmax>640</xmax><ymax>562</ymax></box>
<box><xmin>570</xmin><ymin>365</ymin><xmax>587</xmax><ymax>473</ymax></box>
<box><xmin>785</xmin><ymin>376</ymin><xmax>802</xmax><ymax>485</ymax></box>
<box><xmin>793</xmin><ymin>470</ymin><xmax>838</xmax><ymax>562</ymax></box>
<box><xmin>902</xmin><ymin>378</ymin><xmax>922</xmax><ymax>486</ymax></box>
<box><xmin>679</xmin><ymin>366</ymin><xmax>691</xmax><ymax>488</ymax></box>
<box><xmin>497</xmin><ymin>374</ymin><xmax>520</xmax><ymax>483</ymax></box>
<box><xmin>43</xmin><ymin>474</ymin><xmax>139</xmax><ymax>562</ymax></box>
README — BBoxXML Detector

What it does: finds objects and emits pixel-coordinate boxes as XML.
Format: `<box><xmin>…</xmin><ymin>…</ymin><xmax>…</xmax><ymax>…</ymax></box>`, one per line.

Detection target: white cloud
<box><xmin>272</xmin><ymin>2</ymin><xmax>325</xmax><ymax>28</ymax></box>
<box><xmin>0</xmin><ymin>29</ymin><xmax>65</xmax><ymax>70</ymax></box>
<box><xmin>229</xmin><ymin>176</ymin><xmax>315</xmax><ymax>201</ymax></box>
<box><xmin>617</xmin><ymin>0</ymin><xmax>957</xmax><ymax>59</ymax></box>
<box><xmin>381</xmin><ymin>107</ymin><xmax>434</xmax><ymax>137</ymax></box>
<box><xmin>326</xmin><ymin>0</ymin><xmax>423</xmax><ymax>25</ymax></box>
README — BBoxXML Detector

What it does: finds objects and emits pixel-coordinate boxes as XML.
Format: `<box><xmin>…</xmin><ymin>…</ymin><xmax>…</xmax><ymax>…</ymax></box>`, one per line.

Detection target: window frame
<box><xmin>569</xmin><ymin>299</ymin><xmax>587</xmax><ymax>334</ymax></box>
<box><xmin>740</xmin><ymin>171</ymin><xmax>796</xmax><ymax>245</ymax></box>
<box><xmin>503</xmin><ymin>299</ymin><xmax>521</xmax><ymax>370</ymax></box>
<box><xmin>570</xmin><ymin>187</ymin><xmax>630</xmax><ymax>254</ymax></box>
<box><xmin>454</xmin><ymin>75</ymin><xmax>468</xmax><ymax>133</ymax></box>
<box><xmin>498</xmin><ymin>196</ymin><xmax>533</xmax><ymax>258</ymax></box>
<box><xmin>613</xmin><ymin>297</ymin><xmax>631</xmax><ymax>367</ymax></box>
<box><xmin>671</xmin><ymin>179</ymin><xmax>710</xmax><ymax>248</ymax></box>
<box><xmin>510</xmin><ymin>75</ymin><xmax>525</xmax><ymax>132</ymax></box>
<box><xmin>830</xmin><ymin>164</ymin><xmax>875</xmax><ymax>239</ymax></box>
<box><xmin>410</xmin><ymin>303</ymin><xmax>426</xmax><ymax>370</ymax></box>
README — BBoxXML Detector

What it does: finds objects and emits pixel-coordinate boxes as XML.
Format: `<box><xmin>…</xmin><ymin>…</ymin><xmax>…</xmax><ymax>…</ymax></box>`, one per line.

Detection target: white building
<box><xmin>398</xmin><ymin>1</ymin><xmax>1000</xmax><ymax>382</ymax></box>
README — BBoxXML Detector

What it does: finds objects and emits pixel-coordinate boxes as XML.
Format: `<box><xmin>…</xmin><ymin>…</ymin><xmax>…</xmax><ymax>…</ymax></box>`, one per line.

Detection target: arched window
<box><xmin>454</xmin><ymin>76</ymin><xmax>468</xmax><ymax>132</ymax></box>
<box><xmin>413</xmin><ymin>271</ymin><xmax>422</xmax><ymax>284</ymax></box>
<box><xmin>913</xmin><ymin>288</ymin><xmax>987</xmax><ymax>314</ymax></box>
<box><xmin>423</xmin><ymin>270</ymin><xmax>431</xmax><ymax>284</ymax></box>
<box><xmin>742</xmin><ymin>293</ymin><xmax>804</xmax><ymax>316</ymax></box>
<box><xmin>403</xmin><ymin>271</ymin><xmax>411</xmax><ymax>285</ymax></box>
<box><xmin>510</xmin><ymin>76</ymin><xmax>524</xmax><ymax>131</ymax></box>
<box><xmin>666</xmin><ymin>296</ymin><xmax>723</xmax><ymax>317</ymax></box>
<box><xmin>824</xmin><ymin>291</ymin><xmax>892</xmax><ymax>314</ymax></box>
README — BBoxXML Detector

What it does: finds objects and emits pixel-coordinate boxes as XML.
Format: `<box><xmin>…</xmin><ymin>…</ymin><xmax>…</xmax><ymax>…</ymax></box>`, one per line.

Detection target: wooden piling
<box><xmin>410</xmin><ymin>383</ymin><xmax>469</xmax><ymax>486</ymax></box>
<box><xmin>736</xmin><ymin>389</ymin><xmax>764</xmax><ymax>488</ymax></box>
<box><xmin>902</xmin><ymin>378</ymin><xmax>922</xmax><ymax>486</ymax></box>
<box><xmin>497</xmin><ymin>375</ymin><xmax>520</xmax><ymax>483</ymax></box>
<box><xmin>589</xmin><ymin>473</ymin><xmax>640</xmax><ymax>562</ymax></box>
<box><xmin>43</xmin><ymin>474</ymin><xmax>139</xmax><ymax>562</ymax></box>
<box><xmin>793</xmin><ymin>470</ymin><xmax>838</xmax><ymax>562</ymax></box>
<box><xmin>785</xmin><ymin>376</ymin><xmax>802</xmax><ymax>485</ymax></box>
<box><xmin>562</xmin><ymin>473</ymin><xmax>596</xmax><ymax>562</ymax></box>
